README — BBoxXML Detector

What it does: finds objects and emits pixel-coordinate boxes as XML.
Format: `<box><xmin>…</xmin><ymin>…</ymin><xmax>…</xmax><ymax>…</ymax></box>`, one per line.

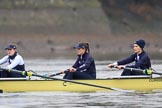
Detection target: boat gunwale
<box><xmin>0</xmin><ymin>75</ymin><xmax>161</xmax><ymax>81</ymax></box>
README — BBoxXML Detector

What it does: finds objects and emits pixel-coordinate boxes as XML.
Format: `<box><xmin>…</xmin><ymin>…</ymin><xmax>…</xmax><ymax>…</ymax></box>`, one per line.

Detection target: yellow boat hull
<box><xmin>0</xmin><ymin>76</ymin><xmax>162</xmax><ymax>92</ymax></box>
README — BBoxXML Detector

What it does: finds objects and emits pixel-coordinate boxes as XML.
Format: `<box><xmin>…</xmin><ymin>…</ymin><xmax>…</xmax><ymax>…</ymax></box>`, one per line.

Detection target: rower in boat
<box><xmin>62</xmin><ymin>42</ymin><xmax>96</xmax><ymax>79</ymax></box>
<box><xmin>108</xmin><ymin>39</ymin><xmax>151</xmax><ymax>76</ymax></box>
<box><xmin>0</xmin><ymin>44</ymin><xmax>25</xmax><ymax>78</ymax></box>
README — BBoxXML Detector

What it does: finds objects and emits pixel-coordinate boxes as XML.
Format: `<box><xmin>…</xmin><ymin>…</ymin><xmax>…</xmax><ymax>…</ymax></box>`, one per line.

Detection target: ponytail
<box><xmin>81</xmin><ymin>42</ymin><xmax>90</xmax><ymax>54</ymax></box>
<box><xmin>85</xmin><ymin>43</ymin><xmax>90</xmax><ymax>54</ymax></box>
<box><xmin>76</xmin><ymin>42</ymin><xmax>90</xmax><ymax>54</ymax></box>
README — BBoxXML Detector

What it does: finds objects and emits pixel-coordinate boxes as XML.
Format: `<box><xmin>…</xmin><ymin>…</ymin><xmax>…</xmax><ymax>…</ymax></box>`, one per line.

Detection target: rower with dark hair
<box><xmin>0</xmin><ymin>44</ymin><xmax>25</xmax><ymax>78</ymax></box>
<box><xmin>108</xmin><ymin>39</ymin><xmax>151</xmax><ymax>76</ymax></box>
<box><xmin>62</xmin><ymin>42</ymin><xmax>96</xmax><ymax>79</ymax></box>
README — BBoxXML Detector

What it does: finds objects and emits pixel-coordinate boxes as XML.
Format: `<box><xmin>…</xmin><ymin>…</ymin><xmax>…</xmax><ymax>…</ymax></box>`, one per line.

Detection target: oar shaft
<box><xmin>1</xmin><ymin>68</ymin><xmax>22</xmax><ymax>73</ymax></box>
<box><xmin>124</xmin><ymin>67</ymin><xmax>143</xmax><ymax>72</ymax></box>
<box><xmin>32</xmin><ymin>74</ymin><xmax>116</xmax><ymax>90</ymax></box>
<box><xmin>32</xmin><ymin>74</ymin><xmax>133</xmax><ymax>92</ymax></box>
<box><xmin>152</xmin><ymin>71</ymin><xmax>162</xmax><ymax>75</ymax></box>
<box><xmin>124</xmin><ymin>67</ymin><xmax>162</xmax><ymax>75</ymax></box>
<box><xmin>49</xmin><ymin>69</ymin><xmax>69</xmax><ymax>77</ymax></box>
<box><xmin>49</xmin><ymin>72</ymin><xmax>63</xmax><ymax>77</ymax></box>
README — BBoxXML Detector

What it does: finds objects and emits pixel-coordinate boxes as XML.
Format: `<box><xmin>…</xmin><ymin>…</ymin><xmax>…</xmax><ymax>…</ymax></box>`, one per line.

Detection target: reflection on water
<box><xmin>0</xmin><ymin>59</ymin><xmax>162</xmax><ymax>108</ymax></box>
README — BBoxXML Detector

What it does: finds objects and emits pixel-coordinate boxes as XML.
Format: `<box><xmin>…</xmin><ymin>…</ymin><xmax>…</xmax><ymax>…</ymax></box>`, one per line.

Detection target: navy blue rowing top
<box><xmin>117</xmin><ymin>51</ymin><xmax>151</xmax><ymax>69</ymax></box>
<box><xmin>72</xmin><ymin>53</ymin><xmax>96</xmax><ymax>78</ymax></box>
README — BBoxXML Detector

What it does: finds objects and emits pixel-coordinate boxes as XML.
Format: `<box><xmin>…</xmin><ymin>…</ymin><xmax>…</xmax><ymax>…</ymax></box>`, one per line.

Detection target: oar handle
<box><xmin>110</xmin><ymin>65</ymin><xmax>124</xmax><ymax>69</ymax></box>
<box><xmin>49</xmin><ymin>72</ymin><xmax>63</xmax><ymax>77</ymax></box>
<box><xmin>49</xmin><ymin>69</ymin><xmax>69</xmax><ymax>77</ymax></box>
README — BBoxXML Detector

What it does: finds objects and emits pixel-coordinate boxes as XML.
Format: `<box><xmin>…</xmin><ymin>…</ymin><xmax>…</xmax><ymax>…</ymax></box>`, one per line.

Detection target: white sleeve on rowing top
<box><xmin>0</xmin><ymin>55</ymin><xmax>8</xmax><ymax>65</ymax></box>
<box><xmin>7</xmin><ymin>54</ymin><xmax>24</xmax><ymax>69</ymax></box>
<box><xmin>113</xmin><ymin>62</ymin><xmax>118</xmax><ymax>66</ymax></box>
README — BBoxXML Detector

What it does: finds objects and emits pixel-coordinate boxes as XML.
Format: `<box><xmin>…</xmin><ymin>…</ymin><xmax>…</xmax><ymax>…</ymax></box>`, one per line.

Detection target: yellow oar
<box><xmin>0</xmin><ymin>67</ymin><xmax>134</xmax><ymax>92</ymax></box>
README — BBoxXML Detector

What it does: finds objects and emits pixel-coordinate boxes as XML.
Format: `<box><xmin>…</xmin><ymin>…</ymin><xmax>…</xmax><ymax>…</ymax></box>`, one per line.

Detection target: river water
<box><xmin>0</xmin><ymin>59</ymin><xmax>162</xmax><ymax>108</ymax></box>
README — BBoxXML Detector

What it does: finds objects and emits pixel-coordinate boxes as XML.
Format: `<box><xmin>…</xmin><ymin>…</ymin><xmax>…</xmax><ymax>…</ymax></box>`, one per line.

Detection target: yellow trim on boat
<box><xmin>0</xmin><ymin>76</ymin><xmax>162</xmax><ymax>92</ymax></box>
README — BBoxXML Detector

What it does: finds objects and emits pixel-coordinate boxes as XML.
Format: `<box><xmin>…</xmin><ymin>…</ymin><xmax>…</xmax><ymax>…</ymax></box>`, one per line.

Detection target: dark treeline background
<box><xmin>0</xmin><ymin>0</ymin><xmax>162</xmax><ymax>60</ymax></box>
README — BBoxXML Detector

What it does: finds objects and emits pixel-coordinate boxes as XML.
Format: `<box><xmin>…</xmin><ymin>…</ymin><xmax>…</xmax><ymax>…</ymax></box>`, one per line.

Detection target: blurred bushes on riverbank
<box><xmin>0</xmin><ymin>0</ymin><xmax>162</xmax><ymax>60</ymax></box>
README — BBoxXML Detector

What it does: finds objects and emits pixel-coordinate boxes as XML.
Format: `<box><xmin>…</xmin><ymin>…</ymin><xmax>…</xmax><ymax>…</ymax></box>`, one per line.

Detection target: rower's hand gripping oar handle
<box><xmin>109</xmin><ymin>65</ymin><xmax>124</xmax><ymax>69</ymax></box>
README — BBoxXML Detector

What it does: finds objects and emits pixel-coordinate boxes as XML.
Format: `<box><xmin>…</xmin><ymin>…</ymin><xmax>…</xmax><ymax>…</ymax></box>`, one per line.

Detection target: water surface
<box><xmin>0</xmin><ymin>59</ymin><xmax>162</xmax><ymax>108</ymax></box>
